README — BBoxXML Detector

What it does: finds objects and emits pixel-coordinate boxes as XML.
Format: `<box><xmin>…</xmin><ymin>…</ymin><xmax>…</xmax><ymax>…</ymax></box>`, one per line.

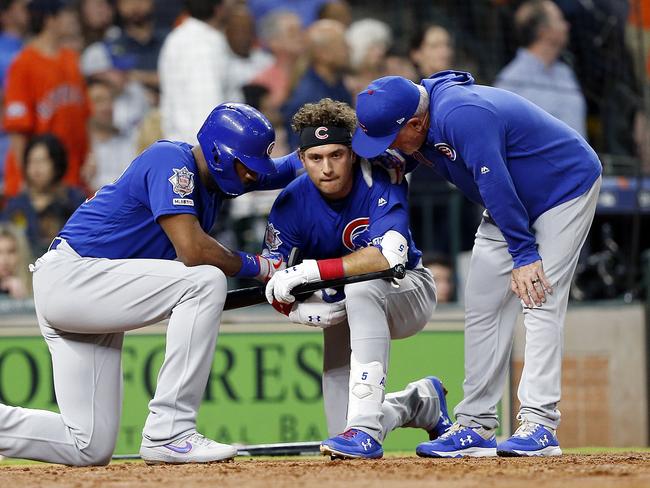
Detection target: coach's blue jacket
<box><xmin>406</xmin><ymin>70</ymin><xmax>601</xmax><ymax>268</ymax></box>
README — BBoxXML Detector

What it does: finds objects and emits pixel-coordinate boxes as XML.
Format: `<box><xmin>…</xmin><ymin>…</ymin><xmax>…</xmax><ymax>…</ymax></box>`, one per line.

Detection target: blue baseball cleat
<box><xmin>426</xmin><ymin>376</ymin><xmax>452</xmax><ymax>440</ymax></box>
<box><xmin>320</xmin><ymin>429</ymin><xmax>383</xmax><ymax>459</ymax></box>
<box><xmin>416</xmin><ymin>422</ymin><xmax>497</xmax><ymax>458</ymax></box>
<box><xmin>497</xmin><ymin>421</ymin><xmax>562</xmax><ymax>457</ymax></box>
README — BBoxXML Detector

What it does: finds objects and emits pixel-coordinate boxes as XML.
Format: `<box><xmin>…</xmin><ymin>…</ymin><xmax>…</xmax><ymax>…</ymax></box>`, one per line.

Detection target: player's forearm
<box><xmin>176</xmin><ymin>232</ymin><xmax>242</xmax><ymax>275</ymax></box>
<box><xmin>341</xmin><ymin>246</ymin><xmax>389</xmax><ymax>276</ymax></box>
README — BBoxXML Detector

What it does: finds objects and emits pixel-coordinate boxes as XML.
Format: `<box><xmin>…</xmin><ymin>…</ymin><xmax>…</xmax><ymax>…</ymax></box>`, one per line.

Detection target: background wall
<box><xmin>511</xmin><ymin>304</ymin><xmax>648</xmax><ymax>447</ymax></box>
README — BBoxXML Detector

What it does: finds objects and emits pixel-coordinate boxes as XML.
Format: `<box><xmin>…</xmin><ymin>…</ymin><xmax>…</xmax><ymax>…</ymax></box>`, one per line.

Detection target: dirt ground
<box><xmin>1</xmin><ymin>453</ymin><xmax>649</xmax><ymax>488</ymax></box>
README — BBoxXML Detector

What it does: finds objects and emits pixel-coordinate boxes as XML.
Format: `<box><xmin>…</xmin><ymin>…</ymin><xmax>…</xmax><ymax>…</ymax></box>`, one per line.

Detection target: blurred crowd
<box><xmin>0</xmin><ymin>0</ymin><xmax>648</xmax><ymax>301</ymax></box>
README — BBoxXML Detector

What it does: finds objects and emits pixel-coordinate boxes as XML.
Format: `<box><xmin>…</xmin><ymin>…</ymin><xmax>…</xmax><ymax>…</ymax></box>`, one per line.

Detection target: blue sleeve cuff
<box><xmin>512</xmin><ymin>248</ymin><xmax>542</xmax><ymax>269</ymax></box>
<box><xmin>234</xmin><ymin>251</ymin><xmax>260</xmax><ymax>278</ymax></box>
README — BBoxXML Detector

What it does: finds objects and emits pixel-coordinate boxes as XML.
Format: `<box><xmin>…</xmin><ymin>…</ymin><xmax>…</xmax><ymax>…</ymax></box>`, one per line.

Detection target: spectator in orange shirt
<box><xmin>2</xmin><ymin>0</ymin><xmax>89</xmax><ymax>197</ymax></box>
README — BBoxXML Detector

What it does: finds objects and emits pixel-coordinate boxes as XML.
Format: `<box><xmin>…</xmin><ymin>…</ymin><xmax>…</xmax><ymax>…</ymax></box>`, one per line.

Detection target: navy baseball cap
<box><xmin>352</xmin><ymin>76</ymin><xmax>421</xmax><ymax>158</ymax></box>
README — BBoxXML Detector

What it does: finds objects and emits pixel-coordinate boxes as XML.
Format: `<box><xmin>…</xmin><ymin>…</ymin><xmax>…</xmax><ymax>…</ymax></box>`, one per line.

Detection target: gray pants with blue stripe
<box><xmin>455</xmin><ymin>178</ymin><xmax>601</xmax><ymax>431</ymax></box>
<box><xmin>0</xmin><ymin>240</ymin><xmax>227</xmax><ymax>465</ymax></box>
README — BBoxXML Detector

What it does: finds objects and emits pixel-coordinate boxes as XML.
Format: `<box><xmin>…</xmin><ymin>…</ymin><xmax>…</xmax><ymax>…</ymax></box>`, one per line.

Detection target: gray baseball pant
<box><xmin>322</xmin><ymin>267</ymin><xmax>438</xmax><ymax>441</ymax></box>
<box><xmin>455</xmin><ymin>178</ymin><xmax>601</xmax><ymax>431</ymax></box>
<box><xmin>0</xmin><ymin>240</ymin><xmax>227</xmax><ymax>465</ymax></box>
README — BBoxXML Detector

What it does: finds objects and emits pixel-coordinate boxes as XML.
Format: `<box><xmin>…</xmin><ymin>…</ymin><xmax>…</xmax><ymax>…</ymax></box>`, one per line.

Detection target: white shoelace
<box><xmin>186</xmin><ymin>433</ymin><xmax>215</xmax><ymax>447</ymax></box>
<box><xmin>438</xmin><ymin>422</ymin><xmax>466</xmax><ymax>440</ymax></box>
<box><xmin>513</xmin><ymin>420</ymin><xmax>540</xmax><ymax>438</ymax></box>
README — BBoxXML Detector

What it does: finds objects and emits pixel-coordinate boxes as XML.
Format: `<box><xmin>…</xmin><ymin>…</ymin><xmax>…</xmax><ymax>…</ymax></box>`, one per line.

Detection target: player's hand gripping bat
<box><xmin>224</xmin><ymin>253</ymin><xmax>406</xmax><ymax>311</ymax></box>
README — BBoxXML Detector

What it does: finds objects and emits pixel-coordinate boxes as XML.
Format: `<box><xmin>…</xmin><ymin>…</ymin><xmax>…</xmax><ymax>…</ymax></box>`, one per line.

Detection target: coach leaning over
<box><xmin>352</xmin><ymin>71</ymin><xmax>601</xmax><ymax>457</ymax></box>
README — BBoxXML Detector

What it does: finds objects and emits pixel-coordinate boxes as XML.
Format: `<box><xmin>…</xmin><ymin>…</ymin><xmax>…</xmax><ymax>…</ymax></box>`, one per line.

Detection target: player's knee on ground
<box><xmin>75</xmin><ymin>443</ymin><xmax>114</xmax><ymax>466</ymax></box>
<box><xmin>66</xmin><ymin>429</ymin><xmax>118</xmax><ymax>466</ymax></box>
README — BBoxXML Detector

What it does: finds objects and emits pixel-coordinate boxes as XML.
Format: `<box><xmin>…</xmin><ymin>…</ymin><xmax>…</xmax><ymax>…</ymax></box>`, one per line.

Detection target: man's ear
<box><xmin>407</xmin><ymin>116</ymin><xmax>423</xmax><ymax>130</ymax></box>
<box><xmin>409</xmin><ymin>112</ymin><xmax>429</xmax><ymax>134</ymax></box>
<box><xmin>298</xmin><ymin>150</ymin><xmax>307</xmax><ymax>168</ymax></box>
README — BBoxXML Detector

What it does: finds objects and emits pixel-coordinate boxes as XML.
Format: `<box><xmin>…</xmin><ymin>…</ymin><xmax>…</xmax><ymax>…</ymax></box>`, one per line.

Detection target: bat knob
<box><xmin>393</xmin><ymin>264</ymin><xmax>406</xmax><ymax>279</ymax></box>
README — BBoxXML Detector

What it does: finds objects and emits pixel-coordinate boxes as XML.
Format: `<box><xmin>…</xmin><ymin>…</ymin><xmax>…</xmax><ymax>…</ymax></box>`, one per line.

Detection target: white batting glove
<box><xmin>289</xmin><ymin>290</ymin><xmax>347</xmax><ymax>329</ymax></box>
<box><xmin>265</xmin><ymin>259</ymin><xmax>321</xmax><ymax>304</ymax></box>
<box><xmin>369</xmin><ymin>148</ymin><xmax>406</xmax><ymax>184</ymax></box>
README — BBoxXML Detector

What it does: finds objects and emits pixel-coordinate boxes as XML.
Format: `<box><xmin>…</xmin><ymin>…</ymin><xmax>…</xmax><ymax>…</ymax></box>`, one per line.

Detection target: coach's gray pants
<box><xmin>455</xmin><ymin>178</ymin><xmax>601</xmax><ymax>431</ymax></box>
<box><xmin>322</xmin><ymin>267</ymin><xmax>438</xmax><ymax>441</ymax></box>
<box><xmin>0</xmin><ymin>241</ymin><xmax>227</xmax><ymax>466</ymax></box>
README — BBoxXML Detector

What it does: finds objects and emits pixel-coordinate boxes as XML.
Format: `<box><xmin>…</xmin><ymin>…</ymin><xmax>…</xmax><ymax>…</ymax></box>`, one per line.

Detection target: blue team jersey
<box><xmin>409</xmin><ymin>71</ymin><xmax>602</xmax><ymax>268</ymax></box>
<box><xmin>60</xmin><ymin>141</ymin><xmax>301</xmax><ymax>260</ymax></box>
<box><xmin>262</xmin><ymin>162</ymin><xmax>422</xmax><ymax>269</ymax></box>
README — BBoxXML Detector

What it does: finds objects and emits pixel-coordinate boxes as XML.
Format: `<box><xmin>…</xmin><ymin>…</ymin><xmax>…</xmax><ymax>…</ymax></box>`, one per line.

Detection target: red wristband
<box><xmin>317</xmin><ymin>258</ymin><xmax>345</xmax><ymax>281</ymax></box>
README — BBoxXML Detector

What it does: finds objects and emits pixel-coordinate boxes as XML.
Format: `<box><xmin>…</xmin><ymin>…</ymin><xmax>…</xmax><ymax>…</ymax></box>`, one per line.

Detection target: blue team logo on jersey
<box><xmin>434</xmin><ymin>143</ymin><xmax>457</xmax><ymax>161</ymax></box>
<box><xmin>168</xmin><ymin>167</ymin><xmax>195</xmax><ymax>198</ymax></box>
<box><xmin>342</xmin><ymin>217</ymin><xmax>370</xmax><ymax>251</ymax></box>
<box><xmin>264</xmin><ymin>223</ymin><xmax>283</xmax><ymax>251</ymax></box>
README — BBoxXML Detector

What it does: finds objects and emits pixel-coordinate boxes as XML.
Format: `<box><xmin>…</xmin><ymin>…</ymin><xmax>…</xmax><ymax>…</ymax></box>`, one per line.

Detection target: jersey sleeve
<box><xmin>137</xmin><ymin>145</ymin><xmax>200</xmax><ymax>222</ymax></box>
<box><xmin>443</xmin><ymin>104</ymin><xmax>540</xmax><ymax>268</ymax></box>
<box><xmin>2</xmin><ymin>56</ymin><xmax>35</xmax><ymax>133</ymax></box>
<box><xmin>253</xmin><ymin>151</ymin><xmax>303</xmax><ymax>191</ymax></box>
<box><xmin>366</xmin><ymin>169</ymin><xmax>410</xmax><ymax>243</ymax></box>
<box><xmin>261</xmin><ymin>189</ymin><xmax>303</xmax><ymax>261</ymax></box>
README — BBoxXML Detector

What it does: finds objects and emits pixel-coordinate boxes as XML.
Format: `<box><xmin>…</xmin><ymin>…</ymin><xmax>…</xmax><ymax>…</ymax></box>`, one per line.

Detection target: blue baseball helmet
<box><xmin>197</xmin><ymin>103</ymin><xmax>277</xmax><ymax>196</ymax></box>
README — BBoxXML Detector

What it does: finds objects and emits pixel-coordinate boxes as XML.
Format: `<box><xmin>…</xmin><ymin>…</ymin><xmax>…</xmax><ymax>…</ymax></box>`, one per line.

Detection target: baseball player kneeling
<box><xmin>0</xmin><ymin>104</ymin><xmax>304</xmax><ymax>466</ymax></box>
<box><xmin>263</xmin><ymin>99</ymin><xmax>450</xmax><ymax>459</ymax></box>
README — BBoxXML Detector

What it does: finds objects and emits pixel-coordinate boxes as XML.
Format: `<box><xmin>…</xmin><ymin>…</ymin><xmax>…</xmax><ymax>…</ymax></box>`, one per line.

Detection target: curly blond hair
<box><xmin>291</xmin><ymin>98</ymin><xmax>357</xmax><ymax>134</ymax></box>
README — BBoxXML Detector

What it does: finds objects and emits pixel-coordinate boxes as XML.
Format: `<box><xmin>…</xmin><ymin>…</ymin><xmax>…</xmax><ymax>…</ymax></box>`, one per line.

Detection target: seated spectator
<box><xmin>77</xmin><ymin>0</ymin><xmax>116</xmax><ymax>47</ymax></box>
<box><xmin>495</xmin><ymin>0</ymin><xmax>587</xmax><ymax>137</ymax></box>
<box><xmin>422</xmin><ymin>253</ymin><xmax>455</xmax><ymax>304</ymax></box>
<box><xmin>410</xmin><ymin>23</ymin><xmax>454</xmax><ymax>78</ymax></box>
<box><xmin>3</xmin><ymin>0</ymin><xmax>89</xmax><ymax>197</ymax></box>
<box><xmin>4</xmin><ymin>134</ymin><xmax>86</xmax><ymax>257</ymax></box>
<box><xmin>110</xmin><ymin>0</ymin><xmax>164</xmax><ymax>90</ymax></box>
<box><xmin>84</xmin><ymin>78</ymin><xmax>136</xmax><ymax>191</ymax></box>
<box><xmin>225</xmin><ymin>3</ymin><xmax>273</xmax><ymax>93</ymax></box>
<box><xmin>80</xmin><ymin>0</ymin><xmax>163</xmax><ymax>133</ymax></box>
<box><xmin>317</xmin><ymin>0</ymin><xmax>351</xmax><ymax>26</ymax></box>
<box><xmin>0</xmin><ymin>222</ymin><xmax>32</xmax><ymax>299</ymax></box>
<box><xmin>345</xmin><ymin>18</ymin><xmax>393</xmax><ymax>96</ymax></box>
<box><xmin>252</xmin><ymin>10</ymin><xmax>304</xmax><ymax>110</ymax></box>
<box><xmin>385</xmin><ymin>49</ymin><xmax>418</xmax><ymax>82</ymax></box>
<box><xmin>281</xmin><ymin>19</ymin><xmax>351</xmax><ymax>149</ymax></box>
<box><xmin>81</xmin><ymin>45</ymin><xmax>151</xmax><ymax>135</ymax></box>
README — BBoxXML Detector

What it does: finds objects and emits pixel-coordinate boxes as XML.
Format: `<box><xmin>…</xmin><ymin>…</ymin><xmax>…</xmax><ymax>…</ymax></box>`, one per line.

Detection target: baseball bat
<box><xmin>223</xmin><ymin>263</ymin><xmax>406</xmax><ymax>311</ymax></box>
<box><xmin>111</xmin><ymin>441</ymin><xmax>322</xmax><ymax>460</ymax></box>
